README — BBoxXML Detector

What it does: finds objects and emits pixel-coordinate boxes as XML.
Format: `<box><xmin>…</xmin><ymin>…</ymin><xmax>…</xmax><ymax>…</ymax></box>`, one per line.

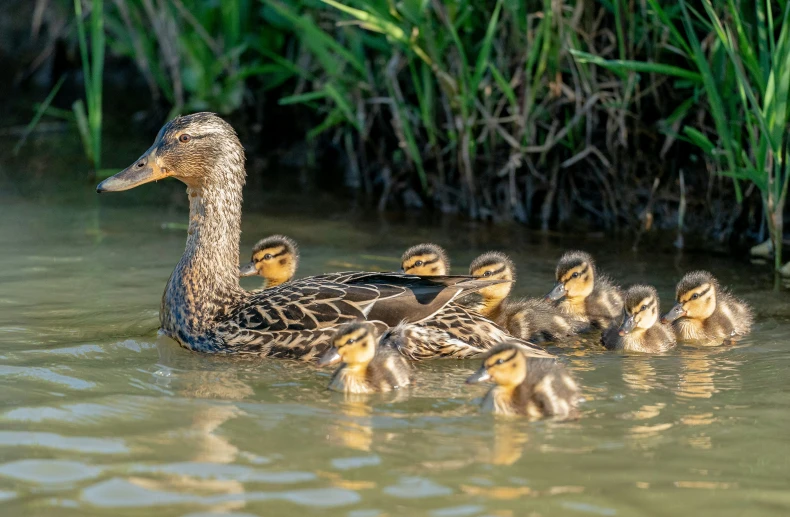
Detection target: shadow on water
<box><xmin>1</xmin><ymin>135</ymin><xmax>790</xmax><ymax>516</ymax></box>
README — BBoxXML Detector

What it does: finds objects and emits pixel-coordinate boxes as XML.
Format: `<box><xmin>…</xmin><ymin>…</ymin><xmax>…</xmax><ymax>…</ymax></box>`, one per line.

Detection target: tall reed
<box><xmin>73</xmin><ymin>0</ymin><xmax>105</xmax><ymax>171</ymax></box>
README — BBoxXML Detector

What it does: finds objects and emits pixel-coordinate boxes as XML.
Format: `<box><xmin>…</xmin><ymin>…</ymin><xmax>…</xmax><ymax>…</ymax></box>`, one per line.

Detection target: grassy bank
<box><xmin>6</xmin><ymin>0</ymin><xmax>789</xmax><ymax>270</ymax></box>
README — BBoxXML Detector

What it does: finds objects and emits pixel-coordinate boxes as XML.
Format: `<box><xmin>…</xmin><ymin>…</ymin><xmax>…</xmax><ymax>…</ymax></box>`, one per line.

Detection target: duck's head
<box><xmin>469</xmin><ymin>252</ymin><xmax>516</xmax><ymax>304</ymax></box>
<box><xmin>97</xmin><ymin>112</ymin><xmax>244</xmax><ymax>193</ymax></box>
<box><xmin>318</xmin><ymin>322</ymin><xmax>378</xmax><ymax>368</ymax></box>
<box><xmin>547</xmin><ymin>251</ymin><xmax>595</xmax><ymax>302</ymax></box>
<box><xmin>466</xmin><ymin>342</ymin><xmax>527</xmax><ymax>389</ymax></box>
<box><xmin>400</xmin><ymin>243</ymin><xmax>450</xmax><ymax>275</ymax></box>
<box><xmin>239</xmin><ymin>235</ymin><xmax>299</xmax><ymax>286</ymax></box>
<box><xmin>619</xmin><ymin>285</ymin><xmax>660</xmax><ymax>335</ymax></box>
<box><xmin>662</xmin><ymin>271</ymin><xmax>718</xmax><ymax>324</ymax></box>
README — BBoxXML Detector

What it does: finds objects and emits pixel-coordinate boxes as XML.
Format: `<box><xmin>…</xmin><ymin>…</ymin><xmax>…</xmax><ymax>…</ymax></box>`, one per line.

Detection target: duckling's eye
<box><xmin>263</xmin><ymin>254</ymin><xmax>273</xmax><ymax>260</ymax></box>
<box><xmin>495</xmin><ymin>358</ymin><xmax>505</xmax><ymax>365</ymax></box>
<box><xmin>483</xmin><ymin>270</ymin><xmax>492</xmax><ymax>277</ymax></box>
<box><xmin>346</xmin><ymin>338</ymin><xmax>355</xmax><ymax>345</ymax></box>
<box><xmin>641</xmin><ymin>304</ymin><xmax>647</xmax><ymax>311</ymax></box>
<box><xmin>179</xmin><ymin>134</ymin><xmax>191</xmax><ymax>143</ymax></box>
<box><xmin>415</xmin><ymin>261</ymin><xmax>423</xmax><ymax>267</ymax></box>
<box><xmin>571</xmin><ymin>272</ymin><xmax>580</xmax><ymax>279</ymax></box>
<box><xmin>691</xmin><ymin>293</ymin><xmax>699</xmax><ymax>300</ymax></box>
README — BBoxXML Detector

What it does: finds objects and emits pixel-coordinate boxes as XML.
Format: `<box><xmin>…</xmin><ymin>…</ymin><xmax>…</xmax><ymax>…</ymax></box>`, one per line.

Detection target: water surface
<box><xmin>1</xmin><ymin>169</ymin><xmax>789</xmax><ymax>516</ymax></box>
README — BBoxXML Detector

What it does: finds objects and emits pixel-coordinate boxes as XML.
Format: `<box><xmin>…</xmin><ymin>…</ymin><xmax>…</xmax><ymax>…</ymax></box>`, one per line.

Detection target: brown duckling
<box><xmin>546</xmin><ymin>251</ymin><xmax>623</xmax><ymax>329</ymax></box>
<box><xmin>601</xmin><ymin>285</ymin><xmax>676</xmax><ymax>353</ymax></box>
<box><xmin>239</xmin><ymin>235</ymin><xmax>299</xmax><ymax>287</ymax></box>
<box><xmin>469</xmin><ymin>252</ymin><xmax>584</xmax><ymax>343</ymax></box>
<box><xmin>466</xmin><ymin>342</ymin><xmax>579</xmax><ymax>419</ymax></box>
<box><xmin>318</xmin><ymin>322</ymin><xmax>411</xmax><ymax>394</ymax></box>
<box><xmin>400</xmin><ymin>243</ymin><xmax>450</xmax><ymax>275</ymax></box>
<box><xmin>661</xmin><ymin>271</ymin><xmax>753</xmax><ymax>343</ymax></box>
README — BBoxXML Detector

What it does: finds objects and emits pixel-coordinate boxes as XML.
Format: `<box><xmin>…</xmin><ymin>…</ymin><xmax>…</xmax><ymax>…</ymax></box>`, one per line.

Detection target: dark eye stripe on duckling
<box><xmin>680</xmin><ymin>285</ymin><xmax>711</xmax><ymax>303</ymax></box>
<box><xmin>631</xmin><ymin>298</ymin><xmax>656</xmax><ymax>314</ymax></box>
<box><xmin>486</xmin><ymin>349</ymin><xmax>518</xmax><ymax>367</ymax></box>
<box><xmin>474</xmin><ymin>265</ymin><xmax>506</xmax><ymax>277</ymax></box>
<box><xmin>405</xmin><ymin>256</ymin><xmax>439</xmax><ymax>269</ymax></box>
<box><xmin>256</xmin><ymin>246</ymin><xmax>288</xmax><ymax>260</ymax></box>
<box><xmin>337</xmin><ymin>329</ymin><xmax>369</xmax><ymax>348</ymax></box>
<box><xmin>561</xmin><ymin>264</ymin><xmax>588</xmax><ymax>283</ymax></box>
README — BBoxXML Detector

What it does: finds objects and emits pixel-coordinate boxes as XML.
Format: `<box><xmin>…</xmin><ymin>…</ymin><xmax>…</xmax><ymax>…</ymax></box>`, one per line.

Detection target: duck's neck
<box><xmin>161</xmin><ymin>167</ymin><xmax>246</xmax><ymax>343</ymax></box>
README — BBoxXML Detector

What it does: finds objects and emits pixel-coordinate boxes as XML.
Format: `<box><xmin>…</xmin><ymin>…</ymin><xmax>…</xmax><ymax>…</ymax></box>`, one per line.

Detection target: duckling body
<box><xmin>466</xmin><ymin>342</ymin><xmax>579</xmax><ymax>419</ymax></box>
<box><xmin>601</xmin><ymin>285</ymin><xmax>676</xmax><ymax>353</ymax></box>
<box><xmin>661</xmin><ymin>271</ymin><xmax>753</xmax><ymax>344</ymax></box>
<box><xmin>468</xmin><ymin>252</ymin><xmax>584</xmax><ymax>343</ymax></box>
<box><xmin>319</xmin><ymin>322</ymin><xmax>411</xmax><ymax>394</ymax></box>
<box><xmin>97</xmin><ymin>113</ymin><xmax>549</xmax><ymax>360</ymax></box>
<box><xmin>547</xmin><ymin>251</ymin><xmax>623</xmax><ymax>329</ymax></box>
<box><xmin>239</xmin><ymin>235</ymin><xmax>299</xmax><ymax>287</ymax></box>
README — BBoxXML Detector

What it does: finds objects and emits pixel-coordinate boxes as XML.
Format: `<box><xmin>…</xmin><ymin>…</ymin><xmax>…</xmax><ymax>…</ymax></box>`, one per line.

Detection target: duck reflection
<box><xmin>621</xmin><ymin>356</ymin><xmax>658</xmax><ymax>392</ymax></box>
<box><xmin>327</xmin><ymin>396</ymin><xmax>375</xmax><ymax>451</ymax></box>
<box><xmin>482</xmin><ymin>421</ymin><xmax>529</xmax><ymax>466</ymax></box>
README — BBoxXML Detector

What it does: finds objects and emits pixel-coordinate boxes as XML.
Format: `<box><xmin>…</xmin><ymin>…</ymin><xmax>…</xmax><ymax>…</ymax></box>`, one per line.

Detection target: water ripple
<box><xmin>0</xmin><ymin>431</ymin><xmax>128</xmax><ymax>454</ymax></box>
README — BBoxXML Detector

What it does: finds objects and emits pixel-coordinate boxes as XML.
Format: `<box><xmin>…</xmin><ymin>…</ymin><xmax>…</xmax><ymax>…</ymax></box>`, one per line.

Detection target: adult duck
<box><xmin>96</xmin><ymin>113</ymin><xmax>549</xmax><ymax>361</ymax></box>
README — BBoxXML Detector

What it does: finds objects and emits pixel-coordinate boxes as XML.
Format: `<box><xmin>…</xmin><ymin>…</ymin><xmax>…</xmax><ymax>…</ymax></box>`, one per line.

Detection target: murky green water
<box><xmin>2</xmin><ymin>167</ymin><xmax>790</xmax><ymax>516</ymax></box>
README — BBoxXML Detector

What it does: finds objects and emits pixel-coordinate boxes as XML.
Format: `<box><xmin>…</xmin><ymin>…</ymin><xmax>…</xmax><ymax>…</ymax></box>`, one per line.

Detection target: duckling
<box><xmin>400</xmin><ymin>243</ymin><xmax>450</xmax><ymax>275</ymax></box>
<box><xmin>468</xmin><ymin>252</ymin><xmax>584</xmax><ymax>343</ymax></box>
<box><xmin>239</xmin><ymin>235</ymin><xmax>299</xmax><ymax>287</ymax></box>
<box><xmin>601</xmin><ymin>285</ymin><xmax>676</xmax><ymax>353</ymax></box>
<box><xmin>318</xmin><ymin>322</ymin><xmax>411</xmax><ymax>394</ymax></box>
<box><xmin>546</xmin><ymin>251</ymin><xmax>623</xmax><ymax>329</ymax></box>
<box><xmin>466</xmin><ymin>342</ymin><xmax>579</xmax><ymax>419</ymax></box>
<box><xmin>661</xmin><ymin>271</ymin><xmax>753</xmax><ymax>343</ymax></box>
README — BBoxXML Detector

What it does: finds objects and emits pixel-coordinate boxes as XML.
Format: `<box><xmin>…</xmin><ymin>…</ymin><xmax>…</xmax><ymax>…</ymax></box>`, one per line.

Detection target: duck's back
<box><xmin>516</xmin><ymin>358</ymin><xmax>579</xmax><ymax>419</ymax></box>
<box><xmin>585</xmin><ymin>276</ymin><xmax>623</xmax><ymax>328</ymax></box>
<box><xmin>366</xmin><ymin>348</ymin><xmax>411</xmax><ymax>391</ymax></box>
<box><xmin>500</xmin><ymin>298</ymin><xmax>584</xmax><ymax>343</ymax></box>
<box><xmin>713</xmin><ymin>292</ymin><xmax>754</xmax><ymax>338</ymax></box>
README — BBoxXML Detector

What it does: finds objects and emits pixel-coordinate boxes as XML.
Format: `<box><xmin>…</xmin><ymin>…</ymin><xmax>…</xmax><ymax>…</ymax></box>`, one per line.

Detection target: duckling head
<box><xmin>400</xmin><ymin>243</ymin><xmax>450</xmax><ymax>275</ymax></box>
<box><xmin>466</xmin><ymin>342</ymin><xmax>527</xmax><ymax>389</ymax></box>
<box><xmin>239</xmin><ymin>235</ymin><xmax>299</xmax><ymax>286</ymax></box>
<box><xmin>97</xmin><ymin>112</ymin><xmax>244</xmax><ymax>192</ymax></box>
<box><xmin>318</xmin><ymin>322</ymin><xmax>378</xmax><ymax>368</ymax></box>
<box><xmin>619</xmin><ymin>285</ymin><xmax>660</xmax><ymax>335</ymax></box>
<box><xmin>469</xmin><ymin>252</ymin><xmax>516</xmax><ymax>305</ymax></box>
<box><xmin>662</xmin><ymin>270</ymin><xmax>718</xmax><ymax>324</ymax></box>
<box><xmin>547</xmin><ymin>251</ymin><xmax>595</xmax><ymax>302</ymax></box>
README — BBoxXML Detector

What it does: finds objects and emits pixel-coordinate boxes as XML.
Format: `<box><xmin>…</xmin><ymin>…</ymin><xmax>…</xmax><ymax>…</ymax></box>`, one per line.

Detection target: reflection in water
<box><xmin>622</xmin><ymin>357</ymin><xmax>658</xmax><ymax>393</ymax></box>
<box><xmin>327</xmin><ymin>396</ymin><xmax>375</xmax><ymax>452</ymax></box>
<box><xmin>675</xmin><ymin>346</ymin><xmax>743</xmax><ymax>400</ymax></box>
<box><xmin>482</xmin><ymin>421</ymin><xmax>529</xmax><ymax>466</ymax></box>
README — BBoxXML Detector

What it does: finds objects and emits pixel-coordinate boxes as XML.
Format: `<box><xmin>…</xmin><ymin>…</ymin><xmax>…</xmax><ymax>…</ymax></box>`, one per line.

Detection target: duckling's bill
<box><xmin>318</xmin><ymin>347</ymin><xmax>342</xmax><ymax>367</ymax></box>
<box><xmin>619</xmin><ymin>315</ymin><xmax>636</xmax><ymax>335</ymax></box>
<box><xmin>239</xmin><ymin>261</ymin><xmax>258</xmax><ymax>277</ymax></box>
<box><xmin>97</xmin><ymin>144</ymin><xmax>168</xmax><ymax>193</ymax></box>
<box><xmin>547</xmin><ymin>283</ymin><xmax>566</xmax><ymax>301</ymax></box>
<box><xmin>466</xmin><ymin>366</ymin><xmax>491</xmax><ymax>384</ymax></box>
<box><xmin>661</xmin><ymin>303</ymin><xmax>687</xmax><ymax>324</ymax></box>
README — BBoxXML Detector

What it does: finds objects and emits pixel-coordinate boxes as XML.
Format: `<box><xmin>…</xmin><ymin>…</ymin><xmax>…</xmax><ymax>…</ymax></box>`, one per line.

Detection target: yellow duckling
<box><xmin>468</xmin><ymin>252</ymin><xmax>584</xmax><ymax>342</ymax></box>
<box><xmin>661</xmin><ymin>270</ymin><xmax>753</xmax><ymax>343</ymax></box>
<box><xmin>318</xmin><ymin>322</ymin><xmax>411</xmax><ymax>394</ymax></box>
<box><xmin>400</xmin><ymin>243</ymin><xmax>450</xmax><ymax>275</ymax></box>
<box><xmin>546</xmin><ymin>251</ymin><xmax>623</xmax><ymax>329</ymax></box>
<box><xmin>601</xmin><ymin>285</ymin><xmax>676</xmax><ymax>353</ymax></box>
<box><xmin>466</xmin><ymin>342</ymin><xmax>579</xmax><ymax>419</ymax></box>
<box><xmin>238</xmin><ymin>235</ymin><xmax>299</xmax><ymax>287</ymax></box>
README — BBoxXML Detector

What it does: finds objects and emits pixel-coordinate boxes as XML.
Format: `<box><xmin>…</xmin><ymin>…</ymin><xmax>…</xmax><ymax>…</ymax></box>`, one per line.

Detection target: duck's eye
<box><xmin>483</xmin><ymin>270</ymin><xmax>492</xmax><ymax>277</ymax></box>
<box><xmin>179</xmin><ymin>134</ymin><xmax>191</xmax><ymax>143</ymax></box>
<box><xmin>495</xmin><ymin>358</ymin><xmax>505</xmax><ymax>365</ymax></box>
<box><xmin>641</xmin><ymin>304</ymin><xmax>647</xmax><ymax>311</ymax></box>
<box><xmin>691</xmin><ymin>293</ymin><xmax>699</xmax><ymax>300</ymax></box>
<box><xmin>263</xmin><ymin>254</ymin><xmax>273</xmax><ymax>260</ymax></box>
<box><xmin>346</xmin><ymin>338</ymin><xmax>355</xmax><ymax>345</ymax></box>
<box><xmin>415</xmin><ymin>260</ymin><xmax>423</xmax><ymax>267</ymax></box>
<box><xmin>571</xmin><ymin>272</ymin><xmax>580</xmax><ymax>279</ymax></box>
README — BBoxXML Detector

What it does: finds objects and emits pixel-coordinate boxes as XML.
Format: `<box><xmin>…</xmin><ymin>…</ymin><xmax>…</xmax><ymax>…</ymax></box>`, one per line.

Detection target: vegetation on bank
<box><xmin>9</xmin><ymin>0</ymin><xmax>790</xmax><ymax>274</ymax></box>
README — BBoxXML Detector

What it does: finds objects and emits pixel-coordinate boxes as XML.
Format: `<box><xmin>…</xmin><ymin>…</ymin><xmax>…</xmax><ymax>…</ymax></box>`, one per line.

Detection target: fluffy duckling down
<box><xmin>546</xmin><ymin>251</ymin><xmax>623</xmax><ymax>329</ymax></box>
<box><xmin>318</xmin><ymin>322</ymin><xmax>411</xmax><ymax>394</ymax></box>
<box><xmin>400</xmin><ymin>243</ymin><xmax>451</xmax><ymax>275</ymax></box>
<box><xmin>661</xmin><ymin>270</ymin><xmax>753</xmax><ymax>344</ymax></box>
<box><xmin>601</xmin><ymin>285</ymin><xmax>676</xmax><ymax>353</ymax></box>
<box><xmin>466</xmin><ymin>342</ymin><xmax>579</xmax><ymax>419</ymax></box>
<box><xmin>239</xmin><ymin>235</ymin><xmax>299</xmax><ymax>287</ymax></box>
<box><xmin>468</xmin><ymin>252</ymin><xmax>584</xmax><ymax>343</ymax></box>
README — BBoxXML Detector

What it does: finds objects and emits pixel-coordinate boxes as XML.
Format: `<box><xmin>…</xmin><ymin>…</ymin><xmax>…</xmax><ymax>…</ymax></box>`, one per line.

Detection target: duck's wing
<box><xmin>221</xmin><ymin>273</ymin><xmax>505</xmax><ymax>332</ymax></box>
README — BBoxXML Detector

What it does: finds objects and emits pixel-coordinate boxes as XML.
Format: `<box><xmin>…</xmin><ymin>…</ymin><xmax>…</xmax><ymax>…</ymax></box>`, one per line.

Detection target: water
<box><xmin>2</xmin><ymin>166</ymin><xmax>790</xmax><ymax>516</ymax></box>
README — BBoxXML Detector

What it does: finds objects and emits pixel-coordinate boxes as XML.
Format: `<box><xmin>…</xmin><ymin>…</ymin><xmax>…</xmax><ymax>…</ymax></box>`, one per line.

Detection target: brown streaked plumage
<box><xmin>601</xmin><ymin>285</ymin><xmax>676</xmax><ymax>353</ymax></box>
<box><xmin>466</xmin><ymin>342</ymin><xmax>580</xmax><ymax>419</ymax></box>
<box><xmin>546</xmin><ymin>251</ymin><xmax>623</xmax><ymax>329</ymax></box>
<box><xmin>239</xmin><ymin>234</ymin><xmax>299</xmax><ymax>287</ymax></box>
<box><xmin>467</xmin><ymin>252</ymin><xmax>585</xmax><ymax>343</ymax></box>
<box><xmin>96</xmin><ymin>113</ymin><xmax>551</xmax><ymax>361</ymax></box>
<box><xmin>400</xmin><ymin>243</ymin><xmax>450</xmax><ymax>276</ymax></box>
<box><xmin>318</xmin><ymin>322</ymin><xmax>411</xmax><ymax>394</ymax></box>
<box><xmin>661</xmin><ymin>271</ymin><xmax>753</xmax><ymax>344</ymax></box>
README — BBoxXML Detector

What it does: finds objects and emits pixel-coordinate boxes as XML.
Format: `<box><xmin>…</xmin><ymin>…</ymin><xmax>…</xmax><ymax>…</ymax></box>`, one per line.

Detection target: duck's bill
<box><xmin>661</xmin><ymin>303</ymin><xmax>686</xmax><ymax>324</ymax></box>
<box><xmin>465</xmin><ymin>366</ymin><xmax>491</xmax><ymax>384</ymax></box>
<box><xmin>96</xmin><ymin>146</ymin><xmax>167</xmax><ymax>193</ymax></box>
<box><xmin>317</xmin><ymin>347</ymin><xmax>342</xmax><ymax>367</ymax></box>
<box><xmin>546</xmin><ymin>283</ymin><xmax>566</xmax><ymax>302</ymax></box>
<box><xmin>618</xmin><ymin>315</ymin><xmax>636</xmax><ymax>336</ymax></box>
<box><xmin>239</xmin><ymin>262</ymin><xmax>258</xmax><ymax>277</ymax></box>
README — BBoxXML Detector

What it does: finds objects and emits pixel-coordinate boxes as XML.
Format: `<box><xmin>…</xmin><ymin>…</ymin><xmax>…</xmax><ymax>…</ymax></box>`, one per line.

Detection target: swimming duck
<box><xmin>468</xmin><ymin>252</ymin><xmax>585</xmax><ymax>342</ymax></box>
<box><xmin>661</xmin><ymin>271</ymin><xmax>753</xmax><ymax>343</ymax></box>
<box><xmin>546</xmin><ymin>251</ymin><xmax>623</xmax><ymax>329</ymax></box>
<box><xmin>239</xmin><ymin>234</ymin><xmax>299</xmax><ymax>287</ymax></box>
<box><xmin>401</xmin><ymin>243</ymin><xmax>450</xmax><ymax>275</ymax></box>
<box><xmin>601</xmin><ymin>285</ymin><xmax>676</xmax><ymax>353</ymax></box>
<box><xmin>466</xmin><ymin>342</ymin><xmax>580</xmax><ymax>419</ymax></box>
<box><xmin>96</xmin><ymin>113</ymin><xmax>550</xmax><ymax>360</ymax></box>
<box><xmin>318</xmin><ymin>321</ymin><xmax>411</xmax><ymax>393</ymax></box>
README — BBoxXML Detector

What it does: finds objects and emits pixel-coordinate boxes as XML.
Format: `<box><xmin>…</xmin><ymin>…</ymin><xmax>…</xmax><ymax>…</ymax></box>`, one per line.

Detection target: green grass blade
<box><xmin>570</xmin><ymin>50</ymin><xmax>703</xmax><ymax>82</ymax></box>
<box><xmin>470</xmin><ymin>0</ymin><xmax>503</xmax><ymax>93</ymax></box>
<box><xmin>13</xmin><ymin>75</ymin><xmax>67</xmax><ymax>155</ymax></box>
